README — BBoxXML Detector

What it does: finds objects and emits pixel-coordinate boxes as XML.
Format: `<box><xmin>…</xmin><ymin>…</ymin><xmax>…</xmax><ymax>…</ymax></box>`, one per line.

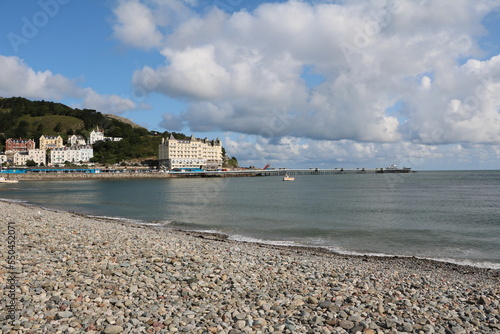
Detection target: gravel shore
<box><xmin>1</xmin><ymin>200</ymin><xmax>498</xmax><ymax>334</ymax></box>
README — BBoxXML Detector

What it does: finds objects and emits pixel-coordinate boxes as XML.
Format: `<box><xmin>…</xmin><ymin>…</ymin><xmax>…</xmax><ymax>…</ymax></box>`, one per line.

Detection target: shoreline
<box><xmin>58</xmin><ymin>206</ymin><xmax>500</xmax><ymax>274</ymax></box>
<box><xmin>4</xmin><ymin>198</ymin><xmax>499</xmax><ymax>272</ymax></box>
<box><xmin>1</xmin><ymin>200</ymin><xmax>499</xmax><ymax>333</ymax></box>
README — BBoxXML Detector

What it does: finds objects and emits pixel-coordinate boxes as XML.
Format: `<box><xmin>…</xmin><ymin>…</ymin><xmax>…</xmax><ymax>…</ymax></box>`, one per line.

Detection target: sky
<box><xmin>1</xmin><ymin>0</ymin><xmax>500</xmax><ymax>170</ymax></box>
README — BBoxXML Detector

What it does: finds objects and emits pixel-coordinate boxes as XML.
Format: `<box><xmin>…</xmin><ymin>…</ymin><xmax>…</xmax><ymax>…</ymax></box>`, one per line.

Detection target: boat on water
<box><xmin>0</xmin><ymin>177</ymin><xmax>18</xmax><ymax>183</ymax></box>
<box><xmin>283</xmin><ymin>174</ymin><xmax>295</xmax><ymax>181</ymax></box>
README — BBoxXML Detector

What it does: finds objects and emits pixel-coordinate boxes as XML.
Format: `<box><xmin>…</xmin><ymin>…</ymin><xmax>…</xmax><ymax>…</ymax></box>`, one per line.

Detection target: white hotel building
<box><xmin>50</xmin><ymin>146</ymin><xmax>94</xmax><ymax>165</ymax></box>
<box><xmin>89</xmin><ymin>128</ymin><xmax>122</xmax><ymax>145</ymax></box>
<box><xmin>12</xmin><ymin>149</ymin><xmax>46</xmax><ymax>166</ymax></box>
<box><xmin>159</xmin><ymin>134</ymin><xmax>223</xmax><ymax>170</ymax></box>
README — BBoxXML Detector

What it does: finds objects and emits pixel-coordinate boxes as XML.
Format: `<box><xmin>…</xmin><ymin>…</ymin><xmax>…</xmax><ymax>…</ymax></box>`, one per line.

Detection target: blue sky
<box><xmin>1</xmin><ymin>0</ymin><xmax>499</xmax><ymax>170</ymax></box>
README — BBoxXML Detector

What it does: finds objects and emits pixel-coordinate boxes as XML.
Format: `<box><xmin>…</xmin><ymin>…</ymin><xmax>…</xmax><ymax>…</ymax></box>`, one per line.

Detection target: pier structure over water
<box><xmin>1</xmin><ymin>167</ymin><xmax>414</xmax><ymax>181</ymax></box>
<box><xmin>255</xmin><ymin>167</ymin><xmax>414</xmax><ymax>177</ymax></box>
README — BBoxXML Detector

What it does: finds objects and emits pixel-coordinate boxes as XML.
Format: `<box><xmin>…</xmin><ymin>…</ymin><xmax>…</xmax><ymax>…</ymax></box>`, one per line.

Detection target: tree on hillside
<box><xmin>107</xmin><ymin>126</ymin><xmax>123</xmax><ymax>138</ymax></box>
<box><xmin>53</xmin><ymin>122</ymin><xmax>63</xmax><ymax>133</ymax></box>
<box><xmin>33</xmin><ymin>124</ymin><xmax>44</xmax><ymax>144</ymax></box>
<box><xmin>14</xmin><ymin>120</ymin><xmax>29</xmax><ymax>138</ymax></box>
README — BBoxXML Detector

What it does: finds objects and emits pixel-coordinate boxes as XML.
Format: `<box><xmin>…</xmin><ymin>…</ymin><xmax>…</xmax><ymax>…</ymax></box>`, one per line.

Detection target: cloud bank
<box><xmin>3</xmin><ymin>0</ymin><xmax>493</xmax><ymax>168</ymax></box>
<box><xmin>0</xmin><ymin>56</ymin><xmax>138</xmax><ymax>114</ymax></box>
<box><xmin>124</xmin><ymin>0</ymin><xmax>499</xmax><ymax>153</ymax></box>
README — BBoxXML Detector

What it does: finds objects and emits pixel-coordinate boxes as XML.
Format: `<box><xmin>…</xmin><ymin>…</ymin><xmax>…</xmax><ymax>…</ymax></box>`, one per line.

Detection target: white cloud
<box><xmin>0</xmin><ymin>55</ymin><xmax>138</xmax><ymax>114</ymax></box>
<box><xmin>111</xmin><ymin>0</ymin><xmax>196</xmax><ymax>49</ymax></box>
<box><xmin>126</xmin><ymin>0</ymin><xmax>499</xmax><ymax>146</ymax></box>
<box><xmin>223</xmin><ymin>133</ymin><xmax>500</xmax><ymax>170</ymax></box>
<box><xmin>112</xmin><ymin>0</ymin><xmax>163</xmax><ymax>49</ymax></box>
<box><xmin>404</xmin><ymin>55</ymin><xmax>500</xmax><ymax>144</ymax></box>
<box><xmin>159</xmin><ymin>112</ymin><xmax>184</xmax><ymax>131</ymax></box>
<box><xmin>0</xmin><ymin>55</ymin><xmax>76</xmax><ymax>100</ymax></box>
<box><xmin>81</xmin><ymin>88</ymin><xmax>137</xmax><ymax>114</ymax></box>
<box><xmin>115</xmin><ymin>0</ymin><xmax>500</xmax><ymax>168</ymax></box>
<box><xmin>421</xmin><ymin>76</ymin><xmax>432</xmax><ymax>89</ymax></box>
<box><xmin>159</xmin><ymin>45</ymin><xmax>231</xmax><ymax>99</ymax></box>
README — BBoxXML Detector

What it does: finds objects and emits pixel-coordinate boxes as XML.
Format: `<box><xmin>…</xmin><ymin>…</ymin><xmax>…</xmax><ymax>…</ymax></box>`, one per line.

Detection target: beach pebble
<box><xmin>56</xmin><ymin>311</ymin><xmax>74</xmax><ymax>319</ymax></box>
<box><xmin>103</xmin><ymin>325</ymin><xmax>124</xmax><ymax>333</ymax></box>
<box><xmin>0</xmin><ymin>200</ymin><xmax>498</xmax><ymax>334</ymax></box>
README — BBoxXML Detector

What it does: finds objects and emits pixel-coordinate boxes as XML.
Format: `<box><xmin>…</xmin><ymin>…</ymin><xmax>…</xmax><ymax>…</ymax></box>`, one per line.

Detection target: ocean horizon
<box><xmin>1</xmin><ymin>170</ymin><xmax>499</xmax><ymax>269</ymax></box>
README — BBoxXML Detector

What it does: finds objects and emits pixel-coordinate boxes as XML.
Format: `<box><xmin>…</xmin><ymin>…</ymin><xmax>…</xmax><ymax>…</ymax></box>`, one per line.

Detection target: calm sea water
<box><xmin>1</xmin><ymin>170</ymin><xmax>499</xmax><ymax>269</ymax></box>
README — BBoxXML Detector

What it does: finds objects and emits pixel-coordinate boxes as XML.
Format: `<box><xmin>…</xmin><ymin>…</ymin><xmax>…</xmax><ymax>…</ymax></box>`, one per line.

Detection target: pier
<box><xmin>1</xmin><ymin>167</ymin><xmax>414</xmax><ymax>181</ymax></box>
<box><xmin>256</xmin><ymin>167</ymin><xmax>414</xmax><ymax>177</ymax></box>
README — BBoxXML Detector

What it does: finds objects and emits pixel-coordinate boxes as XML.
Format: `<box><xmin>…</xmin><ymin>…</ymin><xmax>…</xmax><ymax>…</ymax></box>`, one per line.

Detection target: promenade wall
<box><xmin>10</xmin><ymin>171</ymin><xmax>258</xmax><ymax>181</ymax></box>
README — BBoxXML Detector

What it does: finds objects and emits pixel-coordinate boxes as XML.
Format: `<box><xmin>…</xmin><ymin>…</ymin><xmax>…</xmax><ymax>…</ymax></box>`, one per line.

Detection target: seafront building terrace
<box><xmin>159</xmin><ymin>134</ymin><xmax>223</xmax><ymax>170</ymax></box>
<box><xmin>39</xmin><ymin>135</ymin><xmax>64</xmax><ymax>150</ymax></box>
<box><xmin>2</xmin><ymin>134</ymin><xmax>94</xmax><ymax>167</ymax></box>
<box><xmin>5</xmin><ymin>138</ymin><xmax>35</xmax><ymax>152</ymax></box>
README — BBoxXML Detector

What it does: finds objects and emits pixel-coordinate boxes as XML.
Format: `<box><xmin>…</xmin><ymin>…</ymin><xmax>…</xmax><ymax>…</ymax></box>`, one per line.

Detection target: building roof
<box><xmin>41</xmin><ymin>135</ymin><xmax>62</xmax><ymax>139</ymax></box>
<box><xmin>14</xmin><ymin>151</ymin><xmax>29</xmax><ymax>156</ymax></box>
<box><xmin>7</xmin><ymin>138</ymin><xmax>34</xmax><ymax>143</ymax></box>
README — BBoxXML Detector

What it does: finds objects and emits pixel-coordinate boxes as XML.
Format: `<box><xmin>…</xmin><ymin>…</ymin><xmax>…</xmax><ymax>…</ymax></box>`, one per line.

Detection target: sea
<box><xmin>1</xmin><ymin>170</ymin><xmax>499</xmax><ymax>269</ymax></box>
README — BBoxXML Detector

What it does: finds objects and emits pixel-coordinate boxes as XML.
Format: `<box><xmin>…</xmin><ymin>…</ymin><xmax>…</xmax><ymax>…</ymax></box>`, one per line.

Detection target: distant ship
<box><xmin>378</xmin><ymin>164</ymin><xmax>414</xmax><ymax>173</ymax></box>
<box><xmin>283</xmin><ymin>174</ymin><xmax>295</xmax><ymax>181</ymax></box>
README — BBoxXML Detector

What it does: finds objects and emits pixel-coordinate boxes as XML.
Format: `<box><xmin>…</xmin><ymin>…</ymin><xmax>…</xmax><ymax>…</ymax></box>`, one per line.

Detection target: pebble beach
<box><xmin>0</xmin><ymin>200</ymin><xmax>498</xmax><ymax>334</ymax></box>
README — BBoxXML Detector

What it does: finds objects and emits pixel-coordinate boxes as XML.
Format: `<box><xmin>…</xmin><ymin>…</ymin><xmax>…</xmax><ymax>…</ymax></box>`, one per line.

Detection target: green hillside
<box><xmin>0</xmin><ymin>97</ymin><xmax>235</xmax><ymax>166</ymax></box>
<box><xmin>18</xmin><ymin>114</ymin><xmax>85</xmax><ymax>139</ymax></box>
<box><xmin>0</xmin><ymin>97</ymin><xmax>106</xmax><ymax>144</ymax></box>
<box><xmin>0</xmin><ymin>97</ymin><xmax>162</xmax><ymax>163</ymax></box>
